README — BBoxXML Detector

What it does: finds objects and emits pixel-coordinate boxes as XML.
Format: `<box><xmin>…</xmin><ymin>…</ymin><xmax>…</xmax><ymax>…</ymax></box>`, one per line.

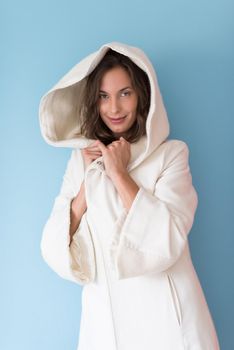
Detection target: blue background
<box><xmin>1</xmin><ymin>0</ymin><xmax>233</xmax><ymax>349</ymax></box>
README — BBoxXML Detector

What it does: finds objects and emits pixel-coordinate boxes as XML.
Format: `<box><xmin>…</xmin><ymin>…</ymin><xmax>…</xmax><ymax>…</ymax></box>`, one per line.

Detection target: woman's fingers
<box><xmin>107</xmin><ymin>138</ymin><xmax>130</xmax><ymax>151</ymax></box>
<box><xmin>83</xmin><ymin>147</ymin><xmax>102</xmax><ymax>154</ymax></box>
<box><xmin>84</xmin><ymin>152</ymin><xmax>102</xmax><ymax>158</ymax></box>
<box><xmin>83</xmin><ymin>138</ymin><xmax>130</xmax><ymax>161</ymax></box>
<box><xmin>95</xmin><ymin>140</ymin><xmax>107</xmax><ymax>154</ymax></box>
<box><xmin>81</xmin><ymin>143</ymin><xmax>102</xmax><ymax>168</ymax></box>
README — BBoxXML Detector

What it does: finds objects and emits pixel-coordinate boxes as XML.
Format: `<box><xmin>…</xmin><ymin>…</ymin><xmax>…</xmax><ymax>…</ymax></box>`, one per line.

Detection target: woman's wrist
<box><xmin>71</xmin><ymin>183</ymin><xmax>87</xmax><ymax>217</ymax></box>
<box><xmin>69</xmin><ymin>182</ymin><xmax>87</xmax><ymax>241</ymax></box>
<box><xmin>109</xmin><ymin>169</ymin><xmax>129</xmax><ymax>183</ymax></box>
<box><xmin>111</xmin><ymin>171</ymin><xmax>139</xmax><ymax>210</ymax></box>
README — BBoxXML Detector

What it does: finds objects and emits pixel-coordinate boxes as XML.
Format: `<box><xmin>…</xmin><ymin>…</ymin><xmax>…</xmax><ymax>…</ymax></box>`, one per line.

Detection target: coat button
<box><xmin>96</xmin><ymin>160</ymin><xmax>105</xmax><ymax>170</ymax></box>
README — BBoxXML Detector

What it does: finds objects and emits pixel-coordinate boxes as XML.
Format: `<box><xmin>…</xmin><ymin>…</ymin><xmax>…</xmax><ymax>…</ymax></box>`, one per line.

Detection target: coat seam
<box><xmin>166</xmin><ymin>273</ymin><xmax>187</xmax><ymax>349</ymax></box>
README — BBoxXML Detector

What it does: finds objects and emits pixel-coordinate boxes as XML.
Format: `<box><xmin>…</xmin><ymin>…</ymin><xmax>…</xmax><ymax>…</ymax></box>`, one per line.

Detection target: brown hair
<box><xmin>79</xmin><ymin>49</ymin><xmax>151</xmax><ymax>145</ymax></box>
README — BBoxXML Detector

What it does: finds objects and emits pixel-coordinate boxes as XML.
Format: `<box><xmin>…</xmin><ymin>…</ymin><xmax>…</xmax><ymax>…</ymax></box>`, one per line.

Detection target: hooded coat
<box><xmin>39</xmin><ymin>42</ymin><xmax>220</xmax><ymax>350</ymax></box>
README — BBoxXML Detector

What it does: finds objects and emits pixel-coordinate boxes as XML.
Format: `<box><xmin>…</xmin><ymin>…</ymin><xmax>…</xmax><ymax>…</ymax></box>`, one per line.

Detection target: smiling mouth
<box><xmin>108</xmin><ymin>116</ymin><xmax>127</xmax><ymax>123</ymax></box>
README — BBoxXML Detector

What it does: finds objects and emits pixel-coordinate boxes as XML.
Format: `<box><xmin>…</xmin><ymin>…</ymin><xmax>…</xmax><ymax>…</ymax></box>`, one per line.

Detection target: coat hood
<box><xmin>39</xmin><ymin>42</ymin><xmax>170</xmax><ymax>170</ymax></box>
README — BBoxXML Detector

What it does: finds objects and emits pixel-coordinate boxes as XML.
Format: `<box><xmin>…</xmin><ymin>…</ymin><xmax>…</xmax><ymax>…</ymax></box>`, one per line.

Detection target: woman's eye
<box><xmin>121</xmin><ymin>90</ymin><xmax>131</xmax><ymax>97</ymax></box>
<box><xmin>99</xmin><ymin>93</ymin><xmax>108</xmax><ymax>100</ymax></box>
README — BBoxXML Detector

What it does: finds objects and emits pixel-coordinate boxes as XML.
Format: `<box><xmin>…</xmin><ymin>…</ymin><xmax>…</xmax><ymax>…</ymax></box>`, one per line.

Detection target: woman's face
<box><xmin>98</xmin><ymin>66</ymin><xmax>138</xmax><ymax>138</ymax></box>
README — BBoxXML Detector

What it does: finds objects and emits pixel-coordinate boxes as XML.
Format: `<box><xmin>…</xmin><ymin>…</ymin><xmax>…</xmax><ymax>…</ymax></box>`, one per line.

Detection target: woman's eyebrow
<box><xmin>99</xmin><ymin>86</ymin><xmax>132</xmax><ymax>93</ymax></box>
<box><xmin>119</xmin><ymin>86</ymin><xmax>132</xmax><ymax>91</ymax></box>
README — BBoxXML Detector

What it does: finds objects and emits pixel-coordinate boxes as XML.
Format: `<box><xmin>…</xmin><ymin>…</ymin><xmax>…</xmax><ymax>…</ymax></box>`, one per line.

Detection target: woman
<box><xmin>39</xmin><ymin>42</ymin><xmax>220</xmax><ymax>350</ymax></box>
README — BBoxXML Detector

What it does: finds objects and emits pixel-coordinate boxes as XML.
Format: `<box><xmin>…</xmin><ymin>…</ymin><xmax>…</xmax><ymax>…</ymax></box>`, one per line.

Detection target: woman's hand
<box><xmin>81</xmin><ymin>140</ymin><xmax>102</xmax><ymax>169</ymax></box>
<box><xmin>97</xmin><ymin>137</ymin><xmax>139</xmax><ymax>210</ymax></box>
<box><xmin>97</xmin><ymin>137</ymin><xmax>131</xmax><ymax>180</ymax></box>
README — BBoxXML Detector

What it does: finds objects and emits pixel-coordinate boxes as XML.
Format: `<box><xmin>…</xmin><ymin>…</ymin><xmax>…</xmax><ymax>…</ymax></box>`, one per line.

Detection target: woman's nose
<box><xmin>109</xmin><ymin>97</ymin><xmax>120</xmax><ymax>114</ymax></box>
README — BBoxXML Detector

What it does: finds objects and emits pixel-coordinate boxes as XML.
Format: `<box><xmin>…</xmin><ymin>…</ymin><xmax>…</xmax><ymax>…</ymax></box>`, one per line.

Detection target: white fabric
<box><xmin>39</xmin><ymin>42</ymin><xmax>220</xmax><ymax>349</ymax></box>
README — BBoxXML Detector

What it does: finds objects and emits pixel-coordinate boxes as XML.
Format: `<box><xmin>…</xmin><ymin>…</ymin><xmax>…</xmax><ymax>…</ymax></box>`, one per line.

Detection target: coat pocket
<box><xmin>166</xmin><ymin>274</ymin><xmax>182</xmax><ymax>327</ymax></box>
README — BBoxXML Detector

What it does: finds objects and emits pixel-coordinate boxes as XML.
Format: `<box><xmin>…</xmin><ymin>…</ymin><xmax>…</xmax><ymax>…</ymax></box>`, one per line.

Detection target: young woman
<box><xmin>39</xmin><ymin>42</ymin><xmax>220</xmax><ymax>350</ymax></box>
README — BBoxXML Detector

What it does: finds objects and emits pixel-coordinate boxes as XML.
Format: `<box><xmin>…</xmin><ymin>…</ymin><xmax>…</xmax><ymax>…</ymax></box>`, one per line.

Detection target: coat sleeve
<box><xmin>111</xmin><ymin>141</ymin><xmax>198</xmax><ymax>279</ymax></box>
<box><xmin>40</xmin><ymin>150</ymin><xmax>96</xmax><ymax>285</ymax></box>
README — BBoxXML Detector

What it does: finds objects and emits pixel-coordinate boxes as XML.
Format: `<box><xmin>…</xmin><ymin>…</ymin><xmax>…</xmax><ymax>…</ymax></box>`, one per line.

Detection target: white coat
<box><xmin>39</xmin><ymin>42</ymin><xmax>220</xmax><ymax>350</ymax></box>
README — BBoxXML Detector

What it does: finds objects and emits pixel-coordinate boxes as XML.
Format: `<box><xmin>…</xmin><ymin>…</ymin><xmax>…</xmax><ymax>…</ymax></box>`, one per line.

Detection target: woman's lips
<box><xmin>108</xmin><ymin>116</ymin><xmax>126</xmax><ymax>124</ymax></box>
